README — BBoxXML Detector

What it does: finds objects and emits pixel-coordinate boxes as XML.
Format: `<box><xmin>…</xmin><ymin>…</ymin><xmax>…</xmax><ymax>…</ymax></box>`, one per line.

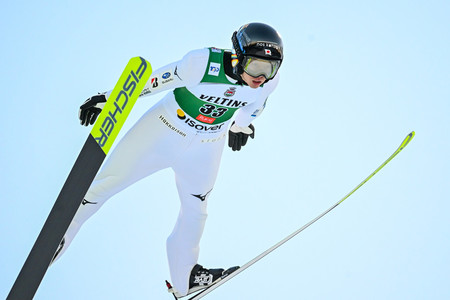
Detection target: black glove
<box><xmin>228</xmin><ymin>122</ymin><xmax>255</xmax><ymax>151</ymax></box>
<box><xmin>79</xmin><ymin>94</ymin><xmax>107</xmax><ymax>126</ymax></box>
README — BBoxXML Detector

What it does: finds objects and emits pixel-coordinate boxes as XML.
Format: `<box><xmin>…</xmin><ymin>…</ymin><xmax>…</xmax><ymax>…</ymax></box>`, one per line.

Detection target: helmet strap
<box><xmin>231</xmin><ymin>31</ymin><xmax>246</xmax><ymax>84</ymax></box>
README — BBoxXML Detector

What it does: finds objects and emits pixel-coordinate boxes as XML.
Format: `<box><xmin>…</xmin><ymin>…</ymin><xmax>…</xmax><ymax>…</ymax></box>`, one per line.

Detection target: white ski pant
<box><xmin>57</xmin><ymin>99</ymin><xmax>227</xmax><ymax>296</ymax></box>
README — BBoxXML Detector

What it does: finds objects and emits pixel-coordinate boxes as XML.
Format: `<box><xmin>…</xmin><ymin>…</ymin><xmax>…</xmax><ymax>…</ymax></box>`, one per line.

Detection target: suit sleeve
<box><xmin>138</xmin><ymin>48</ymin><xmax>209</xmax><ymax>97</ymax></box>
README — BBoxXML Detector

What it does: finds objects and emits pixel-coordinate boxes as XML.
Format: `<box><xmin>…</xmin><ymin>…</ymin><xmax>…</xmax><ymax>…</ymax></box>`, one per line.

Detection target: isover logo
<box><xmin>93</xmin><ymin>57</ymin><xmax>148</xmax><ymax>152</ymax></box>
<box><xmin>183</xmin><ymin>117</ymin><xmax>225</xmax><ymax>132</ymax></box>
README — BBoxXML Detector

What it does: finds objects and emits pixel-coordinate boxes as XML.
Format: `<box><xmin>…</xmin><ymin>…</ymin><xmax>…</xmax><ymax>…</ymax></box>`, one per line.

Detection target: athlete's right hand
<box><xmin>79</xmin><ymin>94</ymin><xmax>107</xmax><ymax>126</ymax></box>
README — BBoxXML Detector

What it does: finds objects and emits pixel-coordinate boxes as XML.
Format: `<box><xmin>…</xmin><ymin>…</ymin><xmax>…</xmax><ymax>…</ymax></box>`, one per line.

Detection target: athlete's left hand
<box><xmin>228</xmin><ymin>123</ymin><xmax>255</xmax><ymax>151</ymax></box>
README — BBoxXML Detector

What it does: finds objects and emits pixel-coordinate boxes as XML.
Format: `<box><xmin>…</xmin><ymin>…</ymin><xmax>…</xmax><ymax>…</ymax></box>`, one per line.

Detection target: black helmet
<box><xmin>232</xmin><ymin>22</ymin><xmax>283</xmax><ymax>82</ymax></box>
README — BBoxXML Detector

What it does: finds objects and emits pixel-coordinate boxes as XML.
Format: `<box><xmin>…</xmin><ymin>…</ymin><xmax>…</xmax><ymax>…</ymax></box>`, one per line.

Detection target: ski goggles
<box><xmin>242</xmin><ymin>56</ymin><xmax>281</xmax><ymax>79</ymax></box>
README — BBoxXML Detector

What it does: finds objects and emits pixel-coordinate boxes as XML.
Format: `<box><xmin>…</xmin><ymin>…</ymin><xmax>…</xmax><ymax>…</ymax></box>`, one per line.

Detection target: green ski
<box><xmin>186</xmin><ymin>131</ymin><xmax>415</xmax><ymax>300</ymax></box>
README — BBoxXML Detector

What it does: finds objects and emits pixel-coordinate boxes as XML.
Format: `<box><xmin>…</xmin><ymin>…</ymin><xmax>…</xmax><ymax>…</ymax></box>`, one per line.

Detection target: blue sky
<box><xmin>1</xmin><ymin>1</ymin><xmax>449</xmax><ymax>299</ymax></box>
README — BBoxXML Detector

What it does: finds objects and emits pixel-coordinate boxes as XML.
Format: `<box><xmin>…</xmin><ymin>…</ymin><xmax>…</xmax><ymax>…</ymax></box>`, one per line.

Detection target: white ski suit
<box><xmin>59</xmin><ymin>47</ymin><xmax>279</xmax><ymax>296</ymax></box>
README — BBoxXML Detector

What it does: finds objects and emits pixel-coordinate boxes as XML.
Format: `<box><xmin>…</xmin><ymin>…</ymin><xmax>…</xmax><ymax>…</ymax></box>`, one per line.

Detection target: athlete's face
<box><xmin>241</xmin><ymin>72</ymin><xmax>265</xmax><ymax>89</ymax></box>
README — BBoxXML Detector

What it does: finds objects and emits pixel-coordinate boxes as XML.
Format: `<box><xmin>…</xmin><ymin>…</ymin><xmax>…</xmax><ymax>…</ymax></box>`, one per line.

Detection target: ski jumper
<box><xmin>58</xmin><ymin>47</ymin><xmax>279</xmax><ymax>296</ymax></box>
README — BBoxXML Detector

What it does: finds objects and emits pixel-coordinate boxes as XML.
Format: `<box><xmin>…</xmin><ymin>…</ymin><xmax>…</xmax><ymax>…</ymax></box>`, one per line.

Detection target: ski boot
<box><xmin>167</xmin><ymin>264</ymin><xmax>239</xmax><ymax>298</ymax></box>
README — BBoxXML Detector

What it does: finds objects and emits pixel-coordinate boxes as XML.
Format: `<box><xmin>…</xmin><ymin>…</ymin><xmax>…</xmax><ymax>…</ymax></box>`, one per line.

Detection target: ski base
<box><xmin>7</xmin><ymin>57</ymin><xmax>152</xmax><ymax>300</ymax></box>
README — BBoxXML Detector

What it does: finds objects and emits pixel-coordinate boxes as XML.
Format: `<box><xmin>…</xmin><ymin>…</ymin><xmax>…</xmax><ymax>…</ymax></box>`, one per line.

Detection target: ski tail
<box><xmin>7</xmin><ymin>57</ymin><xmax>152</xmax><ymax>300</ymax></box>
<box><xmin>166</xmin><ymin>280</ymin><xmax>179</xmax><ymax>300</ymax></box>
